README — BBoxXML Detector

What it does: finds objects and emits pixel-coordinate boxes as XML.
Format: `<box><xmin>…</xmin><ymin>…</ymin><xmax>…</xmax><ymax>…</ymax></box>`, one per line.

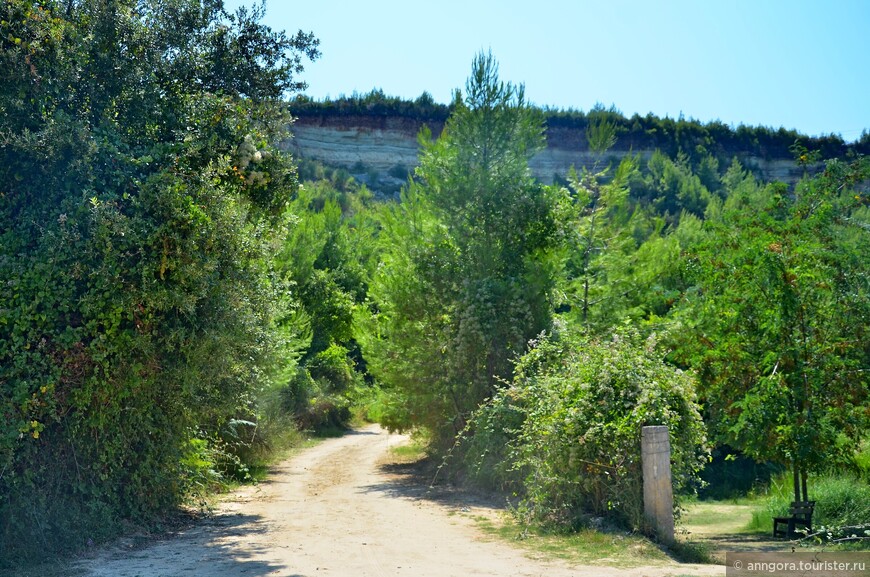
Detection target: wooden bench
<box><xmin>773</xmin><ymin>500</ymin><xmax>815</xmax><ymax>538</ymax></box>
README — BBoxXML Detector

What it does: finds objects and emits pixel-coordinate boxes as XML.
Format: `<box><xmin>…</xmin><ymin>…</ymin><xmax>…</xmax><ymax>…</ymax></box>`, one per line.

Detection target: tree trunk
<box><xmin>793</xmin><ymin>462</ymin><xmax>801</xmax><ymax>503</ymax></box>
<box><xmin>801</xmin><ymin>469</ymin><xmax>808</xmax><ymax>503</ymax></box>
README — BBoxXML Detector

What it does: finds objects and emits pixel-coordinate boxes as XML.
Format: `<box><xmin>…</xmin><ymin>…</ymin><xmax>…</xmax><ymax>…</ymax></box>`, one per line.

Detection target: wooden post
<box><xmin>642</xmin><ymin>425</ymin><xmax>675</xmax><ymax>543</ymax></box>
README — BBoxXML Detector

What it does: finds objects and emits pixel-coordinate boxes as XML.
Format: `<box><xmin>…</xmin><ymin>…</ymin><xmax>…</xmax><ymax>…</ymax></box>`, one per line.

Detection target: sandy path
<box><xmin>77</xmin><ymin>426</ymin><xmax>723</xmax><ymax>577</ymax></box>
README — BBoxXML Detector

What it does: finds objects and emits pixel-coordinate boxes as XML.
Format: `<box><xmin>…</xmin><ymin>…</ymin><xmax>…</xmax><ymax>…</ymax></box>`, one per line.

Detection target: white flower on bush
<box><xmin>246</xmin><ymin>171</ymin><xmax>268</xmax><ymax>186</ymax></box>
<box><xmin>233</xmin><ymin>135</ymin><xmax>273</xmax><ymax>186</ymax></box>
<box><xmin>235</xmin><ymin>134</ymin><xmax>257</xmax><ymax>169</ymax></box>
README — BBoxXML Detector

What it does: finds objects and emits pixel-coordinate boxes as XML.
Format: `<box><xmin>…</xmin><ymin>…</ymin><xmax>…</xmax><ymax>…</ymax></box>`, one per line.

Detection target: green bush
<box><xmin>281</xmin><ymin>352</ymin><xmax>356</xmax><ymax>433</ymax></box>
<box><xmin>282</xmin><ymin>367</ymin><xmax>317</xmax><ymax>415</ymax></box>
<box><xmin>467</xmin><ymin>329</ymin><xmax>708</xmax><ymax>532</ymax></box>
<box><xmin>0</xmin><ymin>0</ymin><xmax>317</xmax><ymax>562</ymax></box>
<box><xmin>308</xmin><ymin>343</ymin><xmax>357</xmax><ymax>392</ymax></box>
<box><xmin>854</xmin><ymin>439</ymin><xmax>870</xmax><ymax>482</ymax></box>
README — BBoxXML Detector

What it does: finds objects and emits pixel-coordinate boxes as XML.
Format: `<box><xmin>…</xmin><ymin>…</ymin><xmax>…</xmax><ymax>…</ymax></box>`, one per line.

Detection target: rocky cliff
<box><xmin>286</xmin><ymin>113</ymin><xmax>809</xmax><ymax>194</ymax></box>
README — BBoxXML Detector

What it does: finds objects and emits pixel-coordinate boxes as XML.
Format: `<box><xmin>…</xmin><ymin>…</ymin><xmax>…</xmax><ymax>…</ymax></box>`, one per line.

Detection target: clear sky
<box><xmin>224</xmin><ymin>0</ymin><xmax>869</xmax><ymax>141</ymax></box>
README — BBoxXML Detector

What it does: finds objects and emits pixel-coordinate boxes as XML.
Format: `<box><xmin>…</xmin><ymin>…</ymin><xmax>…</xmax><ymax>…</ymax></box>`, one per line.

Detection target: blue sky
<box><xmin>224</xmin><ymin>0</ymin><xmax>869</xmax><ymax>141</ymax></box>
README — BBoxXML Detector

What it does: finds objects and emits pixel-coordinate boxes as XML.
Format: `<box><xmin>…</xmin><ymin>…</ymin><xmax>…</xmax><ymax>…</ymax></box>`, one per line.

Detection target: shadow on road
<box><xmin>76</xmin><ymin>512</ymin><xmax>304</xmax><ymax>577</ymax></box>
<box><xmin>345</xmin><ymin>428</ymin><xmax>380</xmax><ymax>436</ymax></box>
<box><xmin>688</xmin><ymin>532</ymin><xmax>791</xmax><ymax>560</ymax></box>
<box><xmin>359</xmin><ymin>459</ymin><xmax>510</xmax><ymax>515</ymax></box>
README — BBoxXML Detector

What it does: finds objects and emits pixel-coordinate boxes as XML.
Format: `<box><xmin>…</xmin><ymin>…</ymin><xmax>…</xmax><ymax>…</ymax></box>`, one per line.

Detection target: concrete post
<box><xmin>641</xmin><ymin>425</ymin><xmax>675</xmax><ymax>543</ymax></box>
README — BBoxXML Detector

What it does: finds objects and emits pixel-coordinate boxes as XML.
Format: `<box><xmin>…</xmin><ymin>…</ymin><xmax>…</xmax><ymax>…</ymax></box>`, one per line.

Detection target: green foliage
<box><xmin>585</xmin><ymin>110</ymin><xmax>618</xmax><ymax>155</ymax></box>
<box><xmin>639</xmin><ymin>151</ymin><xmax>716</xmax><ymax>218</ymax></box>
<box><xmin>299</xmin><ymin>270</ymin><xmax>356</xmax><ymax>355</ymax></box>
<box><xmin>308</xmin><ymin>343</ymin><xmax>357</xmax><ymax>392</ymax></box>
<box><xmin>360</xmin><ymin>52</ymin><xmax>559</xmax><ymax>447</ymax></box>
<box><xmin>291</xmin><ymin>88</ymin><xmax>452</xmax><ymax>121</ymax></box>
<box><xmin>283</xmin><ymin>363</ymin><xmax>352</xmax><ymax>433</ymax></box>
<box><xmin>669</xmin><ymin>156</ymin><xmax>870</xmax><ymax>497</ymax></box>
<box><xmin>468</xmin><ymin>329</ymin><xmax>708</xmax><ymax>531</ymax></box>
<box><xmin>274</xmin><ymin>173</ymin><xmax>380</xmax><ymax>433</ymax></box>
<box><xmin>0</xmin><ymin>0</ymin><xmax>318</xmax><ymax>561</ymax></box>
<box><xmin>561</xmin><ymin>154</ymin><xmax>647</xmax><ymax>331</ymax></box>
<box><xmin>805</xmin><ymin>476</ymin><xmax>870</xmax><ymax>542</ymax></box>
<box><xmin>855</xmin><ymin>439</ymin><xmax>870</xmax><ymax>481</ymax></box>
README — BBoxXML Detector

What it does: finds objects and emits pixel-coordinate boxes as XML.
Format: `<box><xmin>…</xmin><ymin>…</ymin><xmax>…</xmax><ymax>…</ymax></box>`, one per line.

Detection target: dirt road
<box><xmin>77</xmin><ymin>426</ymin><xmax>724</xmax><ymax>577</ymax></box>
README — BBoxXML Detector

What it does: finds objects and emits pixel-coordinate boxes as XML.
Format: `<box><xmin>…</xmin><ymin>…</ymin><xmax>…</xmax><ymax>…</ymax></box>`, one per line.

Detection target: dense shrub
<box><xmin>280</xmin><ymin>347</ymin><xmax>358</xmax><ymax>433</ymax></box>
<box><xmin>308</xmin><ymin>343</ymin><xmax>357</xmax><ymax>392</ymax></box>
<box><xmin>0</xmin><ymin>0</ymin><xmax>318</xmax><ymax>561</ymax></box>
<box><xmin>467</xmin><ymin>329</ymin><xmax>708</xmax><ymax>532</ymax></box>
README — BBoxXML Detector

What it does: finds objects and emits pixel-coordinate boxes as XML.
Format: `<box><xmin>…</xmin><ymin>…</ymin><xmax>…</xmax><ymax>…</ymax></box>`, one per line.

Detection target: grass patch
<box><xmin>472</xmin><ymin>514</ymin><xmax>674</xmax><ymax>568</ymax></box>
<box><xmin>388</xmin><ymin>432</ymin><xmax>430</xmax><ymax>464</ymax></box>
<box><xmin>747</xmin><ymin>506</ymin><xmax>775</xmax><ymax>534</ymax></box>
<box><xmin>677</xmin><ymin>497</ymin><xmax>780</xmax><ymax>563</ymax></box>
<box><xmin>681</xmin><ymin>497</ymin><xmax>768</xmax><ymax>537</ymax></box>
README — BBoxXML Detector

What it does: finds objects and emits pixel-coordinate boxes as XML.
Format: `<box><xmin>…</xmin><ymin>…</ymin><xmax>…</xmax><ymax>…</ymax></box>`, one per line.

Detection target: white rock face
<box><xmin>288</xmin><ymin>125</ymin><xmax>421</xmax><ymax>174</ymax></box>
<box><xmin>286</xmin><ymin>117</ymin><xmax>807</xmax><ymax>186</ymax></box>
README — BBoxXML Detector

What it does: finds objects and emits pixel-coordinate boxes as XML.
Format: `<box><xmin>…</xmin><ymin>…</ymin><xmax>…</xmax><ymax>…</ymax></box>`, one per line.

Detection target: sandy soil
<box><xmin>76</xmin><ymin>425</ymin><xmax>724</xmax><ymax>577</ymax></box>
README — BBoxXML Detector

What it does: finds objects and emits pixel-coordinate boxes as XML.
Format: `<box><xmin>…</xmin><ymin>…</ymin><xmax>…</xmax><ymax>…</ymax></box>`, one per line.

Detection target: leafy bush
<box><xmin>0</xmin><ymin>0</ymin><xmax>318</xmax><ymax>561</ymax></box>
<box><xmin>467</xmin><ymin>329</ymin><xmax>708</xmax><ymax>532</ymax></box>
<box><xmin>308</xmin><ymin>343</ymin><xmax>358</xmax><ymax>392</ymax></box>
<box><xmin>854</xmin><ymin>438</ymin><xmax>870</xmax><ymax>482</ymax></box>
<box><xmin>282</xmin><ymin>367</ymin><xmax>317</xmax><ymax>415</ymax></box>
<box><xmin>281</xmin><ymin>356</ymin><xmax>356</xmax><ymax>433</ymax></box>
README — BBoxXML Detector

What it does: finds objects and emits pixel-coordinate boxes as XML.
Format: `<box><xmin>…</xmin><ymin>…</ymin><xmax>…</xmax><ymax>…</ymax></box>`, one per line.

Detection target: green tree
<box><xmin>634</xmin><ymin>150</ymin><xmax>715</xmax><ymax>220</ymax></box>
<box><xmin>0</xmin><ymin>0</ymin><xmax>317</xmax><ymax>559</ymax></box>
<box><xmin>360</xmin><ymin>52</ymin><xmax>559</xmax><ymax>446</ymax></box>
<box><xmin>672</xmin><ymin>157</ymin><xmax>870</xmax><ymax>502</ymax></box>
<box><xmin>562</xmin><ymin>155</ymin><xmax>644</xmax><ymax>331</ymax></box>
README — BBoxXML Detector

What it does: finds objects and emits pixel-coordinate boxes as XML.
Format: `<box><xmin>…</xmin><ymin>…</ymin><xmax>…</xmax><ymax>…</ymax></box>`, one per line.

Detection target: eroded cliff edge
<box><xmin>286</xmin><ymin>112</ymin><xmax>820</xmax><ymax>195</ymax></box>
